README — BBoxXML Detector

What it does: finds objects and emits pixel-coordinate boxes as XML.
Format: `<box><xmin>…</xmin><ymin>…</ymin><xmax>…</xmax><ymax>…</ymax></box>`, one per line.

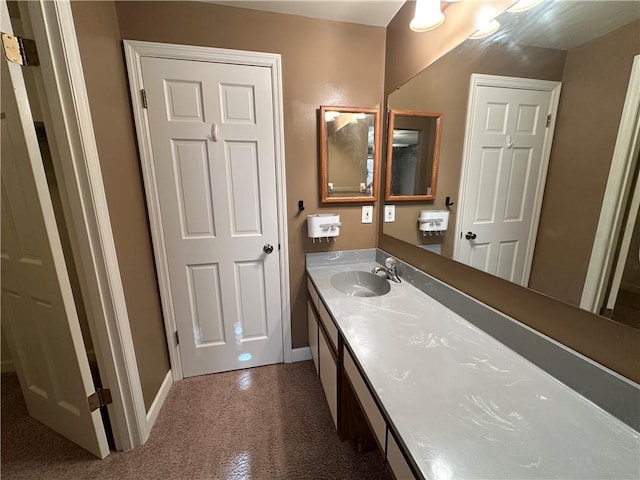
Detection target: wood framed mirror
<box><xmin>319</xmin><ymin>106</ymin><xmax>380</xmax><ymax>203</ymax></box>
<box><xmin>385</xmin><ymin>109</ymin><xmax>442</xmax><ymax>201</ymax></box>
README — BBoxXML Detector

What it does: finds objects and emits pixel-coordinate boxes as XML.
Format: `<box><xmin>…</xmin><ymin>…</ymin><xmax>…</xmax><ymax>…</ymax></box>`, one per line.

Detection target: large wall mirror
<box><xmin>385</xmin><ymin>109</ymin><xmax>442</xmax><ymax>201</ymax></box>
<box><xmin>320</xmin><ymin>106</ymin><xmax>380</xmax><ymax>203</ymax></box>
<box><xmin>382</xmin><ymin>1</ymin><xmax>640</xmax><ymax>331</ymax></box>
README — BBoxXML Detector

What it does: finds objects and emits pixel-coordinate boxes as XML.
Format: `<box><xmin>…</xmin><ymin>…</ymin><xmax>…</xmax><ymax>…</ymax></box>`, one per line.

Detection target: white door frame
<box><xmin>123</xmin><ymin>40</ymin><xmax>292</xmax><ymax>381</ymax></box>
<box><xmin>15</xmin><ymin>0</ymin><xmax>149</xmax><ymax>449</ymax></box>
<box><xmin>454</xmin><ymin>74</ymin><xmax>562</xmax><ymax>286</ymax></box>
<box><xmin>581</xmin><ymin>55</ymin><xmax>640</xmax><ymax>313</ymax></box>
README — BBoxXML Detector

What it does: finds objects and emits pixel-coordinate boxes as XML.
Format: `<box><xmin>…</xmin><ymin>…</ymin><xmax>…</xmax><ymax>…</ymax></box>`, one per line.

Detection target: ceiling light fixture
<box><xmin>410</xmin><ymin>0</ymin><xmax>445</xmax><ymax>33</ymax></box>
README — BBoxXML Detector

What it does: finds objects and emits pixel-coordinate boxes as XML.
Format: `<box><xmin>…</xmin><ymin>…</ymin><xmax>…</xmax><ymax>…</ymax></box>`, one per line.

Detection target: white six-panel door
<box><xmin>456</xmin><ymin>77</ymin><xmax>560</xmax><ymax>286</ymax></box>
<box><xmin>0</xmin><ymin>22</ymin><xmax>109</xmax><ymax>458</ymax></box>
<box><xmin>140</xmin><ymin>57</ymin><xmax>283</xmax><ymax>377</ymax></box>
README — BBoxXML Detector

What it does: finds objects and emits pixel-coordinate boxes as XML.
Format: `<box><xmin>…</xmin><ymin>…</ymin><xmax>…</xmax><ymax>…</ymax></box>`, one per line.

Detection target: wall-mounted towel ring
<box><xmin>211</xmin><ymin>123</ymin><xmax>220</xmax><ymax>142</ymax></box>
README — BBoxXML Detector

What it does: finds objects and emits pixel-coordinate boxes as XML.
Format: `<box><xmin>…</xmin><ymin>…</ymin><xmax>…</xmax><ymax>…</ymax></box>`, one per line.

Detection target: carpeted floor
<box><xmin>1</xmin><ymin>361</ymin><xmax>391</xmax><ymax>480</ymax></box>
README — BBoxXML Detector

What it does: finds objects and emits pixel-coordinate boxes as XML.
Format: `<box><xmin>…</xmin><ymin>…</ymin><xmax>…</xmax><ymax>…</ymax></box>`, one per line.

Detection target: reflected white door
<box><xmin>0</xmin><ymin>11</ymin><xmax>109</xmax><ymax>458</ymax></box>
<box><xmin>456</xmin><ymin>78</ymin><xmax>558</xmax><ymax>286</ymax></box>
<box><xmin>141</xmin><ymin>57</ymin><xmax>283</xmax><ymax>377</ymax></box>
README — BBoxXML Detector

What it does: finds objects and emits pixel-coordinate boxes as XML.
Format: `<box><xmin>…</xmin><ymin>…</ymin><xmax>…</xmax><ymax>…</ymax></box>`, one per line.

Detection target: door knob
<box><xmin>465</xmin><ymin>232</ymin><xmax>477</xmax><ymax>240</ymax></box>
<box><xmin>263</xmin><ymin>244</ymin><xmax>274</xmax><ymax>254</ymax></box>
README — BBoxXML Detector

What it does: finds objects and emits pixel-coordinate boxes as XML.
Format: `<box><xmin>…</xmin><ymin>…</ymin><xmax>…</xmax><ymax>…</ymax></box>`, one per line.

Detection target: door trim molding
<box><xmin>453</xmin><ymin>74</ymin><xmax>562</xmax><ymax>286</ymax></box>
<box><xmin>580</xmin><ymin>55</ymin><xmax>640</xmax><ymax>312</ymax></box>
<box><xmin>123</xmin><ymin>40</ymin><xmax>292</xmax><ymax>380</ymax></box>
<box><xmin>23</xmin><ymin>0</ymin><xmax>148</xmax><ymax>449</ymax></box>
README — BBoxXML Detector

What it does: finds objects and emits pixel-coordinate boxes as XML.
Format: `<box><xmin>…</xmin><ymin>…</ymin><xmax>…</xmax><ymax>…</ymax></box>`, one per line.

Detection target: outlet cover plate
<box><xmin>384</xmin><ymin>205</ymin><xmax>395</xmax><ymax>222</ymax></box>
<box><xmin>362</xmin><ymin>205</ymin><xmax>373</xmax><ymax>223</ymax></box>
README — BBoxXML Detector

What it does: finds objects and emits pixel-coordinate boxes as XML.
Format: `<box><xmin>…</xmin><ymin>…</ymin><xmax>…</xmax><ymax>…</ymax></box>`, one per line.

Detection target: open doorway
<box><xmin>581</xmin><ymin>55</ymin><xmax>640</xmax><ymax>323</ymax></box>
<box><xmin>1</xmin><ymin>0</ymin><xmax>113</xmax><ymax>457</ymax></box>
<box><xmin>601</xmin><ymin>151</ymin><xmax>640</xmax><ymax>329</ymax></box>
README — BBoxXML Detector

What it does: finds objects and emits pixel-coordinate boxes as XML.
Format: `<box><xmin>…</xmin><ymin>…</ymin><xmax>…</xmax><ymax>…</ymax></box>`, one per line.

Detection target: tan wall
<box><xmin>384</xmin><ymin>43</ymin><xmax>566</xmax><ymax>254</ymax></box>
<box><xmin>381</xmin><ymin>11</ymin><xmax>640</xmax><ymax>382</ymax></box>
<box><xmin>112</xmin><ymin>1</ymin><xmax>386</xmax><ymax>349</ymax></box>
<box><xmin>529</xmin><ymin>20</ymin><xmax>640</xmax><ymax>304</ymax></box>
<box><xmin>72</xmin><ymin>1</ymin><xmax>170</xmax><ymax>410</ymax></box>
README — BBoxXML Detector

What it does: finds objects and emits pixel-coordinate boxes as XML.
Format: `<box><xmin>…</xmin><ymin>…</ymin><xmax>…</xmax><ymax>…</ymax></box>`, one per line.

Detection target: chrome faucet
<box><xmin>372</xmin><ymin>257</ymin><xmax>401</xmax><ymax>283</ymax></box>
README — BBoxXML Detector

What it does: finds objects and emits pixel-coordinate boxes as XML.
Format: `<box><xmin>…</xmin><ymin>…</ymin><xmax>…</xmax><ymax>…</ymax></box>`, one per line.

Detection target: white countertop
<box><xmin>306</xmin><ymin>259</ymin><xmax>640</xmax><ymax>479</ymax></box>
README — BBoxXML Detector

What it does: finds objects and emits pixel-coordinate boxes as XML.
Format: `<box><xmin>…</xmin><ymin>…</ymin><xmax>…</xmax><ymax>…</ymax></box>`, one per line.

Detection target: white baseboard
<box><xmin>291</xmin><ymin>347</ymin><xmax>312</xmax><ymax>362</ymax></box>
<box><xmin>145</xmin><ymin>370</ymin><xmax>173</xmax><ymax>435</ymax></box>
<box><xmin>1</xmin><ymin>360</ymin><xmax>15</xmax><ymax>373</ymax></box>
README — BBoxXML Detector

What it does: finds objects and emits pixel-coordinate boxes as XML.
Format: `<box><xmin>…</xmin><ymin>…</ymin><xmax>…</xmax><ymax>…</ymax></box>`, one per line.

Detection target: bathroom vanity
<box><xmin>306</xmin><ymin>249</ymin><xmax>639</xmax><ymax>480</ymax></box>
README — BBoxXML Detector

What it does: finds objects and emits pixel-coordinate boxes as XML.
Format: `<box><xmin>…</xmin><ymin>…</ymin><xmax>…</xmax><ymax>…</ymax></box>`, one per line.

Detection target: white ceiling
<box><xmin>206</xmin><ymin>0</ymin><xmax>406</xmax><ymax>27</ymax></box>
<box><xmin>203</xmin><ymin>1</ymin><xmax>640</xmax><ymax>47</ymax></box>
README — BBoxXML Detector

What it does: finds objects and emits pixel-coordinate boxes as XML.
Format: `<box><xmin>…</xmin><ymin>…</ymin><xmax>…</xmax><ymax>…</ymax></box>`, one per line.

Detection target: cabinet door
<box><xmin>387</xmin><ymin>431</ymin><xmax>416</xmax><ymax>480</ymax></box>
<box><xmin>344</xmin><ymin>349</ymin><xmax>386</xmax><ymax>450</ymax></box>
<box><xmin>307</xmin><ymin>301</ymin><xmax>319</xmax><ymax>374</ymax></box>
<box><xmin>319</xmin><ymin>330</ymin><xmax>338</xmax><ymax>429</ymax></box>
<box><xmin>318</xmin><ymin>301</ymin><xmax>339</xmax><ymax>351</ymax></box>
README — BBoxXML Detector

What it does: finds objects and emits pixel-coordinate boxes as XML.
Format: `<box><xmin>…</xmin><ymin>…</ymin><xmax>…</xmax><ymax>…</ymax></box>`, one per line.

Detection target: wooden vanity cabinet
<box><xmin>343</xmin><ymin>349</ymin><xmax>386</xmax><ymax>450</ymax></box>
<box><xmin>342</xmin><ymin>348</ymin><xmax>417</xmax><ymax>479</ymax></box>
<box><xmin>307</xmin><ymin>279</ymin><xmax>339</xmax><ymax>429</ymax></box>
<box><xmin>307</xmin><ymin>276</ymin><xmax>417</xmax><ymax>480</ymax></box>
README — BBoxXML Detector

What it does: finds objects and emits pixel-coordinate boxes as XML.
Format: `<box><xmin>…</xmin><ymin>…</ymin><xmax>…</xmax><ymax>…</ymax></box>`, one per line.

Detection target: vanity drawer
<box><xmin>307</xmin><ymin>277</ymin><xmax>319</xmax><ymax>309</ymax></box>
<box><xmin>387</xmin><ymin>431</ymin><xmax>416</xmax><ymax>480</ymax></box>
<box><xmin>344</xmin><ymin>349</ymin><xmax>386</xmax><ymax>451</ymax></box>
<box><xmin>318</xmin><ymin>301</ymin><xmax>339</xmax><ymax>352</ymax></box>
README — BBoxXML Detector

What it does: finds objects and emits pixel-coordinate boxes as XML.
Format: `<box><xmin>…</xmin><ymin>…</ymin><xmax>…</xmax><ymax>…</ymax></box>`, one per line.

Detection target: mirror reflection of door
<box><xmin>455</xmin><ymin>75</ymin><xmax>561</xmax><ymax>287</ymax></box>
<box><xmin>603</xmin><ymin>155</ymin><xmax>640</xmax><ymax>330</ymax></box>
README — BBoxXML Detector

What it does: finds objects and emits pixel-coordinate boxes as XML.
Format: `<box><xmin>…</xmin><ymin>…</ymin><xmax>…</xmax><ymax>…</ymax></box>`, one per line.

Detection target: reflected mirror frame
<box><xmin>319</xmin><ymin>105</ymin><xmax>381</xmax><ymax>203</ymax></box>
<box><xmin>385</xmin><ymin>109</ymin><xmax>443</xmax><ymax>201</ymax></box>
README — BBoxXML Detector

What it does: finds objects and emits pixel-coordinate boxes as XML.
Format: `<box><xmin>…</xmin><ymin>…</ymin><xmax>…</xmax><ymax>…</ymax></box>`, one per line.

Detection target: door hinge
<box><xmin>175</xmin><ymin>331</ymin><xmax>180</xmax><ymax>345</ymax></box>
<box><xmin>141</xmin><ymin>89</ymin><xmax>148</xmax><ymax>109</ymax></box>
<box><xmin>1</xmin><ymin>33</ymin><xmax>39</xmax><ymax>66</ymax></box>
<box><xmin>88</xmin><ymin>388</ymin><xmax>112</xmax><ymax>412</ymax></box>
<box><xmin>546</xmin><ymin>114</ymin><xmax>551</xmax><ymax>127</ymax></box>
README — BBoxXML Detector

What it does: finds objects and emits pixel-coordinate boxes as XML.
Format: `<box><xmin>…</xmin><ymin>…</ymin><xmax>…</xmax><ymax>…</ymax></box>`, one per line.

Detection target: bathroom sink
<box><xmin>330</xmin><ymin>271</ymin><xmax>391</xmax><ymax>297</ymax></box>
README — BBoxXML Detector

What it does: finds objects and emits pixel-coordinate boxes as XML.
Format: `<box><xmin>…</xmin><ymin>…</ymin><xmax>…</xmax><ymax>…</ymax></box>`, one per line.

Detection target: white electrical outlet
<box><xmin>384</xmin><ymin>205</ymin><xmax>395</xmax><ymax>222</ymax></box>
<box><xmin>362</xmin><ymin>205</ymin><xmax>373</xmax><ymax>223</ymax></box>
